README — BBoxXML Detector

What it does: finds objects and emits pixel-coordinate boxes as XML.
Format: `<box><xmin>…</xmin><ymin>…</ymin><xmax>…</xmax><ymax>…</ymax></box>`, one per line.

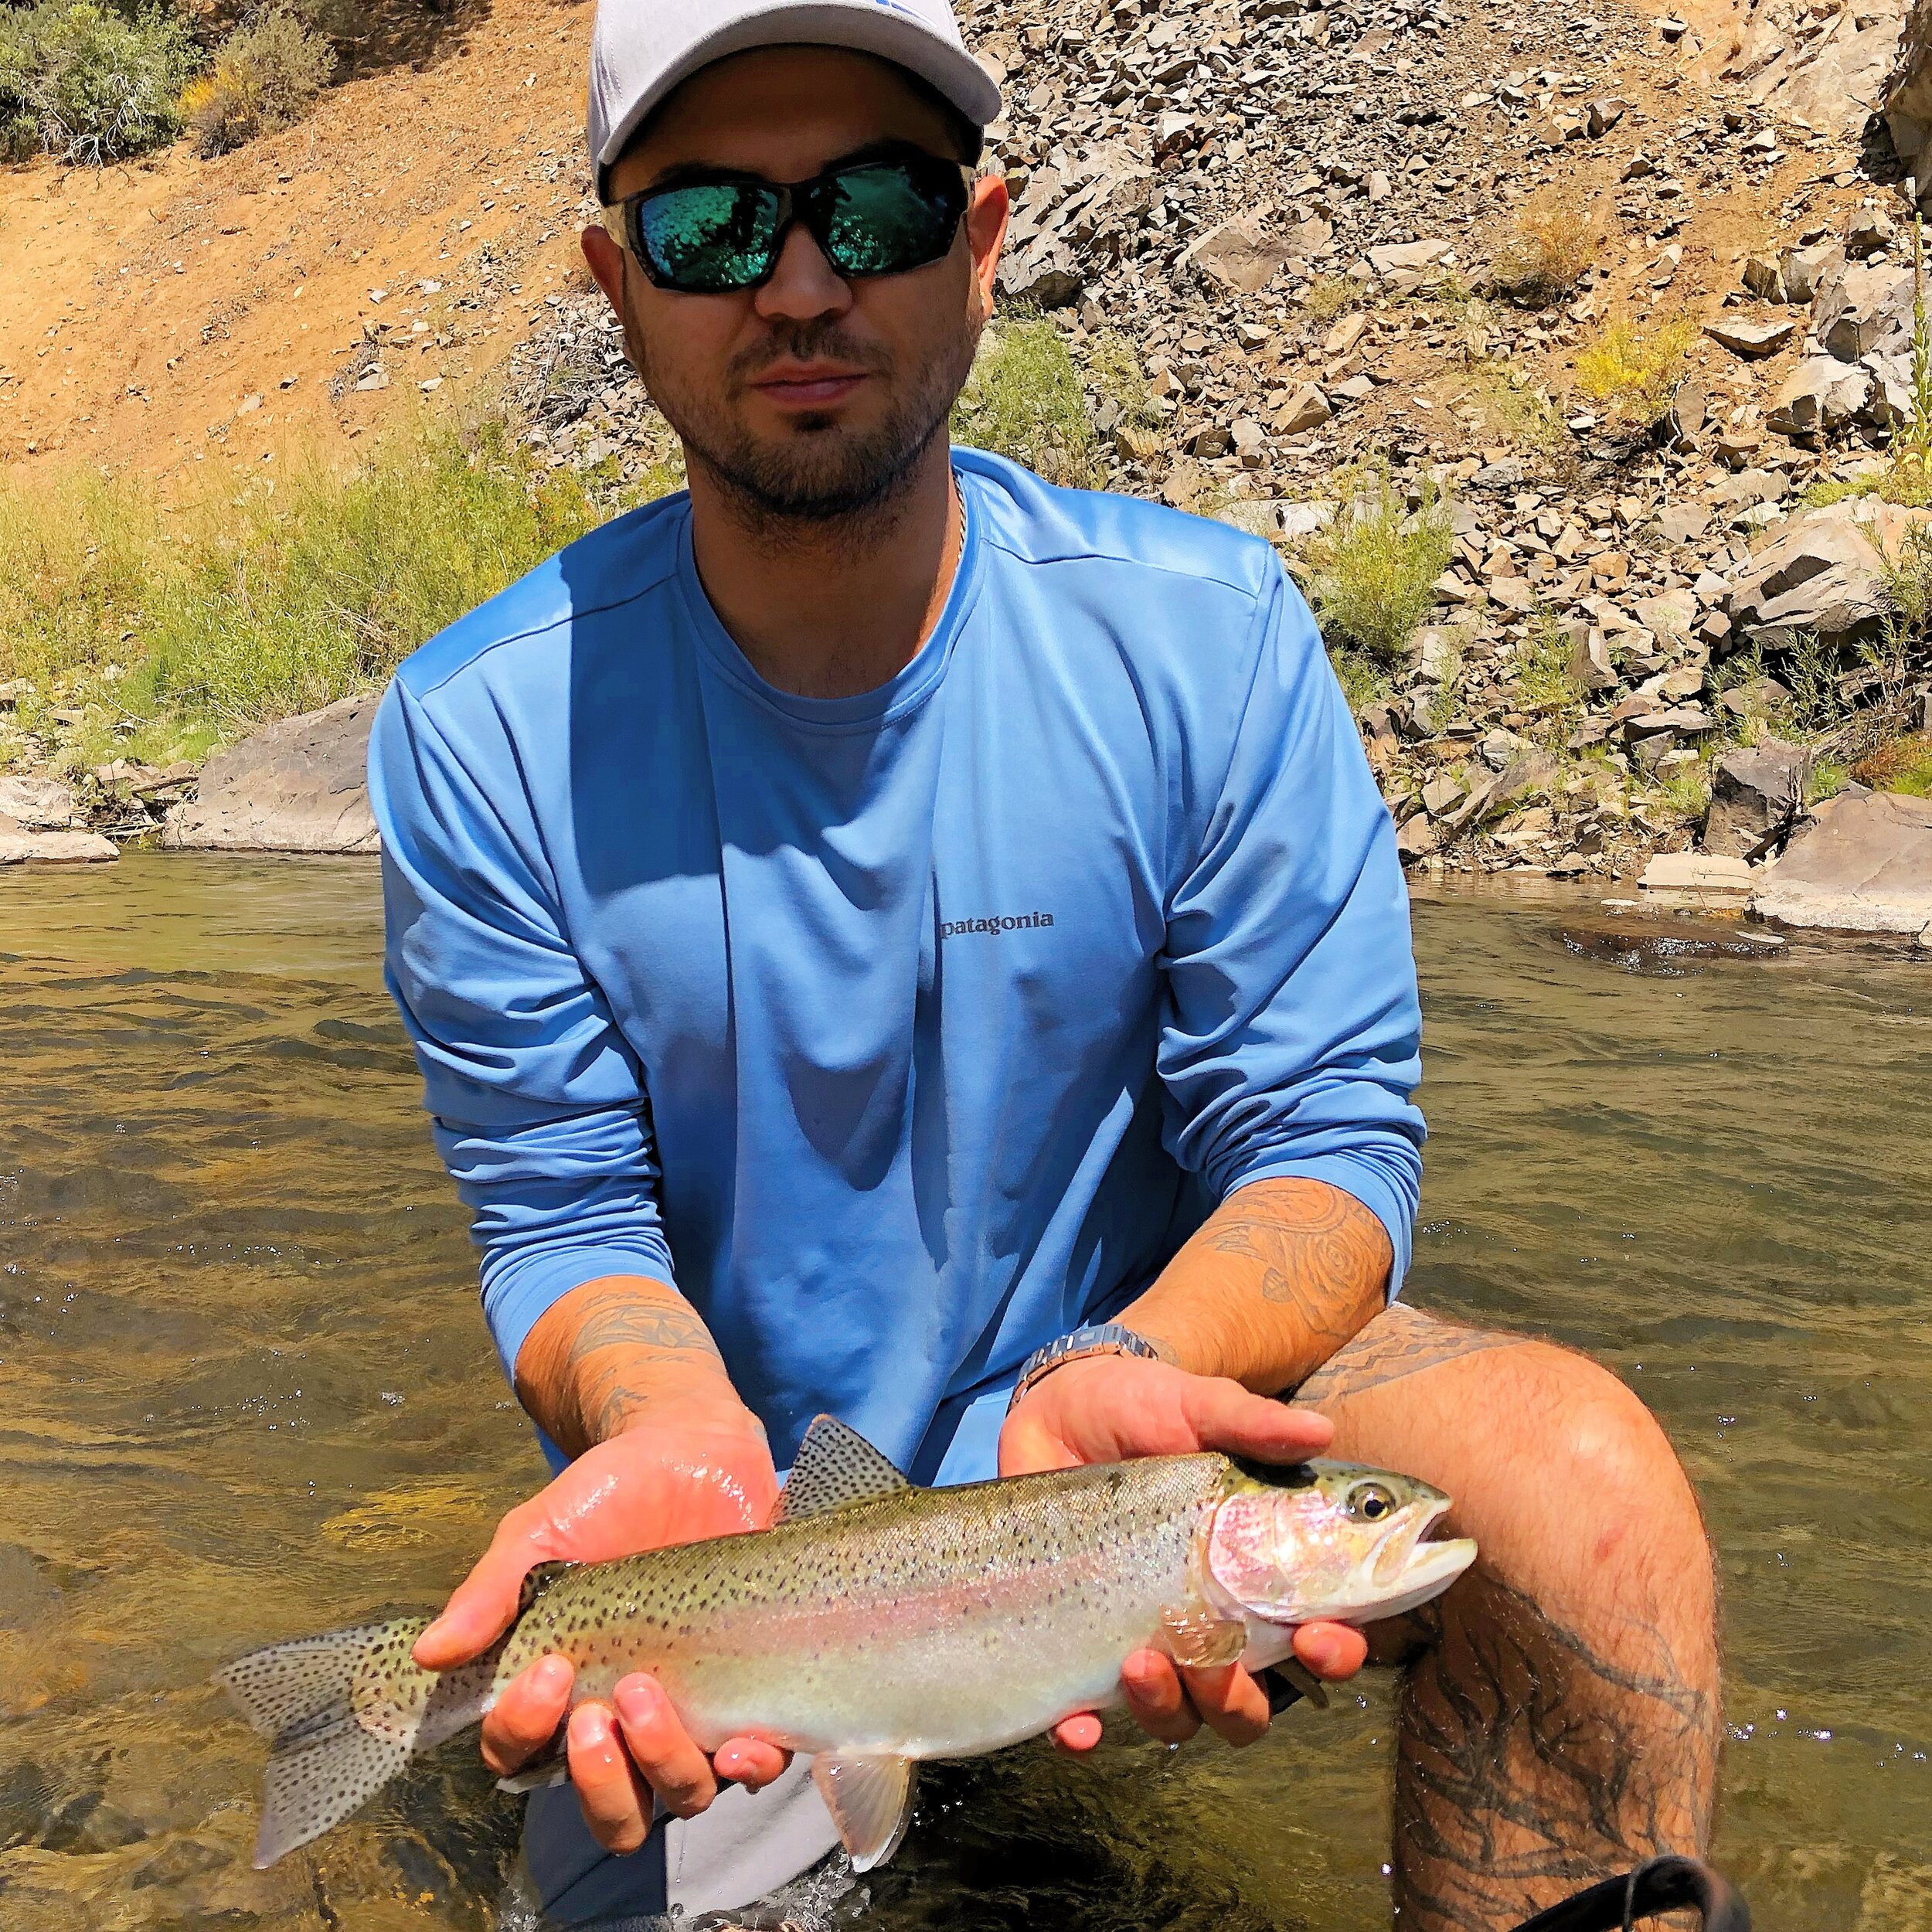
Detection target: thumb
<box><xmin>1180</xmin><ymin>1379</ymin><xmax>1332</xmax><ymax>1464</ymax></box>
<box><xmin>413</xmin><ymin>1535</ymin><xmax>532</xmax><ymax>1669</ymax></box>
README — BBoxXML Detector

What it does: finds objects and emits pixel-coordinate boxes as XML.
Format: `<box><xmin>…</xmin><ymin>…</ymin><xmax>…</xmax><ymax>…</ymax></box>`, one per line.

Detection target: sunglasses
<box><xmin>607</xmin><ymin>148</ymin><xmax>974</xmax><ymax>295</ymax></box>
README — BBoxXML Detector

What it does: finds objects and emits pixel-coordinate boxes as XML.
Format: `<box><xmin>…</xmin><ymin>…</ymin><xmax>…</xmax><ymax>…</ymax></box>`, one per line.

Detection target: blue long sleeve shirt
<box><xmin>369</xmin><ymin>449</ymin><xmax>1425</xmax><ymax>1481</ymax></box>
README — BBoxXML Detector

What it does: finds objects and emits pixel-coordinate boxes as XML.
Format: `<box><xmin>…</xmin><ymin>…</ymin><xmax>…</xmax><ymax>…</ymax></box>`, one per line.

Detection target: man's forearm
<box><xmin>1121</xmin><ymin>1177</ymin><xmax>1390</xmax><ymax>1396</ymax></box>
<box><xmin>513</xmin><ymin>1274</ymin><xmax>750</xmax><ymax>1459</ymax></box>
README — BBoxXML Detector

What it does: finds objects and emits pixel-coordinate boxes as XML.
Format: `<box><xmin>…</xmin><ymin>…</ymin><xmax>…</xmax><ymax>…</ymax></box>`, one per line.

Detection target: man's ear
<box><xmin>965</xmin><ymin>172</ymin><xmax>1009</xmax><ymax>322</ymax></box>
<box><xmin>583</xmin><ymin>222</ymin><xmax>628</xmax><ymax>315</ymax></box>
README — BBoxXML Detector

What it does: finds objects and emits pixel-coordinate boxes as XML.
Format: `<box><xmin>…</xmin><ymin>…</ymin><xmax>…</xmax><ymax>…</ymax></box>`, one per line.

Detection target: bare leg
<box><xmin>1294</xmin><ymin>1304</ymin><xmax>1720</xmax><ymax>1932</ymax></box>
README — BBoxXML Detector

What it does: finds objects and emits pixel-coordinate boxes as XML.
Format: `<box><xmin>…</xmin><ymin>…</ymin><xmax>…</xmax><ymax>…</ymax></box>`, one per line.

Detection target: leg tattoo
<box><xmin>1392</xmin><ymin>1574</ymin><xmax>1716</xmax><ymax>1931</ymax></box>
<box><xmin>1292</xmin><ymin>1303</ymin><xmax>1721</xmax><ymax>1932</ymax></box>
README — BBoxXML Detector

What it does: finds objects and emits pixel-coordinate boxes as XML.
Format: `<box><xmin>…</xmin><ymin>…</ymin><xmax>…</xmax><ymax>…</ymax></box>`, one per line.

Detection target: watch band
<box><xmin>1006</xmin><ymin>1322</ymin><xmax>1164</xmax><ymax>1414</ymax></box>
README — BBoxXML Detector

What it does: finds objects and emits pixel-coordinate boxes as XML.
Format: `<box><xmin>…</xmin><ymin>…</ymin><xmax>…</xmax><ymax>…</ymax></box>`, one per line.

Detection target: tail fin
<box><xmin>216</xmin><ymin>1617</ymin><xmax>494</xmax><ymax>1868</ymax></box>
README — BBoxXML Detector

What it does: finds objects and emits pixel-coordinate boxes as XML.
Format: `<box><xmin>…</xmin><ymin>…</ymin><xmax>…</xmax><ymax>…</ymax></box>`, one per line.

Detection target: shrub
<box><xmin>1573</xmin><ymin>316</ymin><xmax>1701</xmax><ymax>428</ymax></box>
<box><xmin>1492</xmin><ymin>190</ymin><xmax>1595</xmax><ymax>308</ymax></box>
<box><xmin>181</xmin><ymin>4</ymin><xmax>332</xmax><ymax>157</ymax></box>
<box><xmin>0</xmin><ymin>1</ymin><xmax>196</xmax><ymax>165</ymax></box>
<box><xmin>1514</xmin><ymin>608</ymin><xmax>1583</xmax><ymax>717</ymax></box>
<box><xmin>952</xmin><ymin>313</ymin><xmax>1100</xmax><ymax>488</ymax></box>
<box><xmin>1301</xmin><ymin>476</ymin><xmax>1454</xmax><ymax>662</ymax></box>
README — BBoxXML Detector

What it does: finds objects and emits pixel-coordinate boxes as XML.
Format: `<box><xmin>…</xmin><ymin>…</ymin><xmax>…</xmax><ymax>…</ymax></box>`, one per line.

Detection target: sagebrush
<box><xmin>180</xmin><ymin>4</ymin><xmax>332</xmax><ymax>157</ymax></box>
<box><xmin>0</xmin><ymin>0</ymin><xmax>195</xmax><ymax>164</ymax></box>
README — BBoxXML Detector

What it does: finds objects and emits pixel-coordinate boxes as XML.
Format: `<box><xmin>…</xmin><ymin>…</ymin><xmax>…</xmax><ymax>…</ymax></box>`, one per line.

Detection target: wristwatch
<box><xmin>1006</xmin><ymin>1322</ymin><xmax>1165</xmax><ymax>1414</ymax></box>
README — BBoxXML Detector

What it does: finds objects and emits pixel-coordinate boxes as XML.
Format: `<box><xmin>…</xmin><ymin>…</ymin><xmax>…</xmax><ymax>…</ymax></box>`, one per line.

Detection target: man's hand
<box><xmin>413</xmin><ymin>1403</ymin><xmax>791</xmax><ymax>1852</ymax></box>
<box><xmin>998</xmin><ymin>1352</ymin><xmax>1369</xmax><ymax>1753</ymax></box>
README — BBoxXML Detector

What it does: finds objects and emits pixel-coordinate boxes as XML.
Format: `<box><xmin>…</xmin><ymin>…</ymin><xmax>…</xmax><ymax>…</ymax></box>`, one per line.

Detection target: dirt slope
<box><xmin>0</xmin><ymin>0</ymin><xmax>600</xmax><ymax>482</ymax></box>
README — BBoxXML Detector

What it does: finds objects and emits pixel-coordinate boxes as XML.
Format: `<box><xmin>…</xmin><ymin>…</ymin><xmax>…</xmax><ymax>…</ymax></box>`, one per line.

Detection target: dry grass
<box><xmin>1573</xmin><ymin>316</ymin><xmax>1701</xmax><ymax>428</ymax></box>
<box><xmin>1851</xmin><ymin>734</ymin><xmax>1932</xmax><ymax>796</ymax></box>
<box><xmin>1492</xmin><ymin>190</ymin><xmax>1597</xmax><ymax>308</ymax></box>
<box><xmin>0</xmin><ymin>413</ymin><xmax>645</xmax><ymax>770</ymax></box>
<box><xmin>1301</xmin><ymin>275</ymin><xmax>1360</xmax><ymax>324</ymax></box>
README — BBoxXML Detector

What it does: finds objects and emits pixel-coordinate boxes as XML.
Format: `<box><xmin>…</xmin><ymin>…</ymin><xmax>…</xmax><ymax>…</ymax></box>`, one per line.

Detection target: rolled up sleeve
<box><xmin>368</xmin><ymin>679</ymin><xmax>676</xmax><ymax>1382</ymax></box>
<box><xmin>1157</xmin><ymin>563</ymin><xmax>1426</xmax><ymax>1292</ymax></box>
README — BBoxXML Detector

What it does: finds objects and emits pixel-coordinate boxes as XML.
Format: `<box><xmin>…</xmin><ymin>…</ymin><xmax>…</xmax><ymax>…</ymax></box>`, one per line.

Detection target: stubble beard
<box><xmin>635</xmin><ymin>311</ymin><xmax>981</xmax><ymax>543</ymax></box>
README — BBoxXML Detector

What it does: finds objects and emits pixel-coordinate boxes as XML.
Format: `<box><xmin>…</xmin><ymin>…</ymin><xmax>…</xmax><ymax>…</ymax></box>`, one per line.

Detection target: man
<box><xmin>367</xmin><ymin>2</ymin><xmax>1719</xmax><ymax>1924</ymax></box>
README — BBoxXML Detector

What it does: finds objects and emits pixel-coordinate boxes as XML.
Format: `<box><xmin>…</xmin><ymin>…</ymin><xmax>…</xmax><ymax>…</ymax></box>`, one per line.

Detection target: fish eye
<box><xmin>1347</xmin><ymin>1481</ymin><xmax>1396</xmax><ymax>1523</ymax></box>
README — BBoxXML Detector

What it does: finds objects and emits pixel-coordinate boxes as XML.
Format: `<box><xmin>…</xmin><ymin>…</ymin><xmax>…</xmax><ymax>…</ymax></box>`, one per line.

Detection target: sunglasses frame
<box><xmin>604</xmin><ymin>146</ymin><xmax>975</xmax><ymax>294</ymax></box>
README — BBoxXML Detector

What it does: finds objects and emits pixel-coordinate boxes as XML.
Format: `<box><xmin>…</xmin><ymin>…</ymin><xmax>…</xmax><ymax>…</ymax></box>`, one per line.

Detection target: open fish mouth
<box><xmin>1354</xmin><ymin>1497</ymin><xmax>1478</xmax><ymax>1619</ymax></box>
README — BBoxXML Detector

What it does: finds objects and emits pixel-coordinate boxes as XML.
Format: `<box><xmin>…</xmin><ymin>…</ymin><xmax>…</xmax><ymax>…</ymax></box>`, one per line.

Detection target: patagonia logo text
<box><xmin>941</xmin><ymin>911</ymin><xmax>1056</xmax><ymax>938</ymax></box>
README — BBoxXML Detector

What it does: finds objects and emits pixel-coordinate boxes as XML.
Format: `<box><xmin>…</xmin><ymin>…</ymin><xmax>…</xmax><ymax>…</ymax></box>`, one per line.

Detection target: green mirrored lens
<box><xmin>637</xmin><ymin>182</ymin><xmax>781</xmax><ymax>291</ymax></box>
<box><xmin>821</xmin><ymin>164</ymin><xmax>958</xmax><ymax>277</ymax></box>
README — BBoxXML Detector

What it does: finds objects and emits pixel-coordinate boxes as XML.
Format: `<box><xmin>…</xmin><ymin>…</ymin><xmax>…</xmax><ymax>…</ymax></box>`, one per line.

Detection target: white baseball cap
<box><xmin>587</xmin><ymin>0</ymin><xmax>1005</xmax><ymax>202</ymax></box>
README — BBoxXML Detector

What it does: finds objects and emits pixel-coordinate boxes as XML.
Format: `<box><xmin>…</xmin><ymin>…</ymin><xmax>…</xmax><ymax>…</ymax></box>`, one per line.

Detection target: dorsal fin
<box><xmin>774</xmin><ymin>1415</ymin><xmax>911</xmax><ymax>1522</ymax></box>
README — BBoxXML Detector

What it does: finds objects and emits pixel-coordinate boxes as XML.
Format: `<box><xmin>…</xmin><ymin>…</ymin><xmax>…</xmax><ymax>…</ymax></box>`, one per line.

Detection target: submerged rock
<box><xmin>163</xmin><ymin>692</ymin><xmax>380</xmax><ymax>855</ymax></box>
<box><xmin>1558</xmin><ymin>913</ymin><xmax>1785</xmax><ymax>971</ymax></box>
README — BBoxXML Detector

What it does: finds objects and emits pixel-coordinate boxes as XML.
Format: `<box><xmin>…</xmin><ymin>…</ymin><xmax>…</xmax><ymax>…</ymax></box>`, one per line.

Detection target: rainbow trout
<box><xmin>219</xmin><ymin>1417</ymin><xmax>1475</xmax><ymax>1871</ymax></box>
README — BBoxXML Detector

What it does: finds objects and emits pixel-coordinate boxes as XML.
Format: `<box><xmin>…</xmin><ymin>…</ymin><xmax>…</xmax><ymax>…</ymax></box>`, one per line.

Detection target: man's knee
<box><xmin>1454</xmin><ymin>1338</ymin><xmax>1713</xmax><ymax>1644</ymax></box>
<box><xmin>1311</xmin><ymin>1306</ymin><xmax>1711</xmax><ymax>1628</ymax></box>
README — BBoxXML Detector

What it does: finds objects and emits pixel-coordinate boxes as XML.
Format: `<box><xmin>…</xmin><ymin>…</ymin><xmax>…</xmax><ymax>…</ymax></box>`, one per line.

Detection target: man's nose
<box><xmin>751</xmin><ymin>221</ymin><xmax>855</xmax><ymax>324</ymax></box>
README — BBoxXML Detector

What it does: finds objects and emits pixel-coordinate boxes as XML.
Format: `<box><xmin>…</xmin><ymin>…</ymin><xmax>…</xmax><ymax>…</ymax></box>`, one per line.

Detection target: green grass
<box><xmin>1330</xmin><ymin>645</ymin><xmax>1391</xmax><ymax>717</ymax></box>
<box><xmin>1514</xmin><ymin>609</ymin><xmax>1583</xmax><ymax>719</ymax></box>
<box><xmin>1301</xmin><ymin>475</ymin><xmax>1454</xmax><ymax>662</ymax></box>
<box><xmin>0</xmin><ymin>414</ymin><xmax>657</xmax><ymax>770</ymax></box>
<box><xmin>1655</xmin><ymin>760</ymin><xmax>1712</xmax><ymax>826</ymax></box>
<box><xmin>1807</xmin><ymin>757</ymin><xmax>1849</xmax><ymax>804</ymax></box>
<box><xmin>1852</xmin><ymin>733</ymin><xmax>1932</xmax><ymax>797</ymax></box>
<box><xmin>952</xmin><ymin>313</ymin><xmax>1100</xmax><ymax>488</ymax></box>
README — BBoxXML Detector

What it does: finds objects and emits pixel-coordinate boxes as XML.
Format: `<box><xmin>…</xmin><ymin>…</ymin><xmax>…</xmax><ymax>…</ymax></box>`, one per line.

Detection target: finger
<box><xmin>611</xmin><ymin>1674</ymin><xmax>718</xmax><ymax>1819</ymax></box>
<box><xmin>567</xmin><ymin>1702</ymin><xmax>655</xmax><ymax>1855</ymax></box>
<box><xmin>1178</xmin><ymin>1662</ymin><xmax>1271</xmax><ymax>1747</ymax></box>
<box><xmin>416</xmin><ymin>1519</ymin><xmax>542</xmax><ymax>1668</ymax></box>
<box><xmin>713</xmin><ymin>1736</ymin><xmax>792</xmax><ymax>1791</ymax></box>
<box><xmin>1119</xmin><ymin>1648</ymin><xmax>1200</xmax><ymax>1744</ymax></box>
<box><xmin>1050</xmin><ymin>1713</ymin><xmax>1104</xmax><ymax>1754</ymax></box>
<box><xmin>1176</xmin><ymin>1380</ymin><xmax>1333</xmax><ymax>1464</ymax></box>
<box><xmin>480</xmin><ymin>1654</ymin><xmax>573</xmax><ymax>1776</ymax></box>
<box><xmin>1294</xmin><ymin>1620</ymin><xmax>1369</xmax><ymax>1680</ymax></box>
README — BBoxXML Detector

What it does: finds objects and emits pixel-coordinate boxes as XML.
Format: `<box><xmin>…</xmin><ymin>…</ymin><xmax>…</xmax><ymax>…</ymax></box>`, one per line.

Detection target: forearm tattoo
<box><xmin>1202</xmin><ymin>1186</ymin><xmax>1388</xmax><ymax>1345</ymax></box>
<box><xmin>556</xmin><ymin>1281</ymin><xmax>726</xmax><ymax>1451</ymax></box>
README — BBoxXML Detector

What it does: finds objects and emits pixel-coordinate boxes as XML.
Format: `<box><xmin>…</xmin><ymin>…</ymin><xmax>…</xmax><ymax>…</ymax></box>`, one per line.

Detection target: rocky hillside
<box><xmin>5</xmin><ymin>0</ymin><xmax>1932</xmax><ymax>911</ymax></box>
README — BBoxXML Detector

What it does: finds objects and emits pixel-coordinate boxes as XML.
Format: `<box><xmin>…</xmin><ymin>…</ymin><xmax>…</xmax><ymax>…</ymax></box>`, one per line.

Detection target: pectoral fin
<box><xmin>811</xmin><ymin>1751</ymin><xmax>915</xmax><ymax>1872</ymax></box>
<box><xmin>1159</xmin><ymin>1602</ymin><xmax>1249</xmax><ymax>1668</ymax></box>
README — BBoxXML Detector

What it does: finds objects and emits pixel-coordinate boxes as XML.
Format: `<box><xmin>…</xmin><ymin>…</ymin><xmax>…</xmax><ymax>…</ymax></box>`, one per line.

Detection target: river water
<box><xmin>0</xmin><ymin>853</ymin><xmax>1926</xmax><ymax>1931</ymax></box>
